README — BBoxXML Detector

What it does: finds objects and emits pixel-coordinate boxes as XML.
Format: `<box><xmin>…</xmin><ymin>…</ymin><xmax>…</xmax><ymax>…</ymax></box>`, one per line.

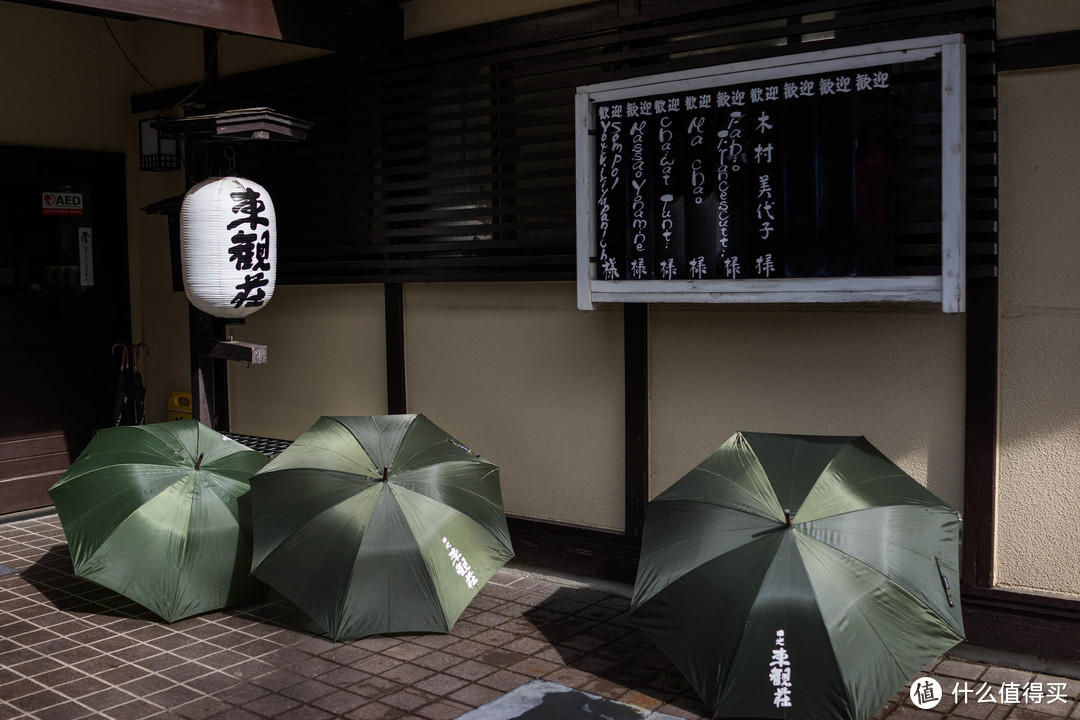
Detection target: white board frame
<box><xmin>575</xmin><ymin>35</ymin><xmax>966</xmax><ymax>312</ymax></box>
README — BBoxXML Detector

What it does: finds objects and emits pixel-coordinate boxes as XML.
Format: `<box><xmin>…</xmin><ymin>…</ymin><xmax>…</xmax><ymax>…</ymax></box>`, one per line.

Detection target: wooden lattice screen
<box><xmin>201</xmin><ymin>0</ymin><xmax>997</xmax><ymax>285</ymax></box>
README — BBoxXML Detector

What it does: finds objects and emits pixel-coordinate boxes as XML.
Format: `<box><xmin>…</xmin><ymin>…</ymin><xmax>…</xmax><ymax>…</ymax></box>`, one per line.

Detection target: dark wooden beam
<box><xmin>17</xmin><ymin>0</ymin><xmax>403</xmax><ymax>52</ymax></box>
<box><xmin>963</xmin><ymin>587</ymin><xmax>1080</xmax><ymax>662</ymax></box>
<box><xmin>962</xmin><ymin>276</ymin><xmax>998</xmax><ymax>589</ymax></box>
<box><xmin>998</xmin><ymin>29</ymin><xmax>1080</xmax><ymax>72</ymax></box>
<box><xmin>506</xmin><ymin>516</ymin><xmax>640</xmax><ymax>584</ymax></box>
<box><xmin>385</xmin><ymin>283</ymin><xmax>407</xmax><ymax>414</ymax></box>
<box><xmin>189</xmin><ymin>305</ymin><xmax>214</xmax><ymax>428</ymax></box>
<box><xmin>199</xmin><ymin>340</ymin><xmax>268</xmax><ymax>364</ymax></box>
<box><xmin>624</xmin><ymin>303</ymin><xmax>648</xmax><ymax>540</ymax></box>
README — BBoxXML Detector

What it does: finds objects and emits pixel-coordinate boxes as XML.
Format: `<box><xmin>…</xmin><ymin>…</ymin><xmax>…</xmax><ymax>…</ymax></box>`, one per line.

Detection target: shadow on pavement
<box><xmin>522</xmin><ymin>585</ymin><xmax>709</xmax><ymax>717</ymax></box>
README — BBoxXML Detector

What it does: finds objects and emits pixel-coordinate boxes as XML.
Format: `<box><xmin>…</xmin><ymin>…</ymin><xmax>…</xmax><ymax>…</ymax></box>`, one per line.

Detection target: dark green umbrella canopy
<box><xmin>249</xmin><ymin>414</ymin><xmax>514</xmax><ymax>641</ymax></box>
<box><xmin>630</xmin><ymin>432</ymin><xmax>964</xmax><ymax>720</ymax></box>
<box><xmin>48</xmin><ymin>420</ymin><xmax>270</xmax><ymax>622</ymax></box>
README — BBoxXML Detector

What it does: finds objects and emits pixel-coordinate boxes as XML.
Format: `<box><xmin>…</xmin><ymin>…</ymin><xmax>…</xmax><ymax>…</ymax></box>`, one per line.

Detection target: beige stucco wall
<box><xmin>650</xmin><ymin>306</ymin><xmax>967</xmax><ymax>509</ymax></box>
<box><xmin>405</xmin><ymin>283</ymin><xmax>626</xmax><ymax>528</ymax></box>
<box><xmin>996</xmin><ymin>64</ymin><xmax>1080</xmax><ymax>598</ymax></box>
<box><xmin>0</xmin><ymin>3</ymin><xmax>131</xmax><ymax>152</ymax></box>
<box><xmin>996</xmin><ymin>0</ymin><xmax>1080</xmax><ymax>38</ymax></box>
<box><xmin>227</xmin><ymin>285</ymin><xmax>387</xmax><ymax>440</ymax></box>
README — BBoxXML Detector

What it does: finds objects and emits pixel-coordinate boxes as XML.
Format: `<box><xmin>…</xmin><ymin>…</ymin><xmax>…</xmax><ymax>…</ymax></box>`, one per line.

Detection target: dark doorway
<box><xmin>0</xmin><ymin>146</ymin><xmax>130</xmax><ymax>515</ymax></box>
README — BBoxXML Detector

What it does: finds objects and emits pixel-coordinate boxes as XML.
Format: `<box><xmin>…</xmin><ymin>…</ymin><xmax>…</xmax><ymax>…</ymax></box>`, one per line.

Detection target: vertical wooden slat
<box><xmin>624</xmin><ymin>303</ymin><xmax>648</xmax><ymax>540</ymax></box>
<box><xmin>213</xmin><ymin>319</ymin><xmax>231</xmax><ymax>433</ymax></box>
<box><xmin>385</xmin><ymin>283</ymin><xmax>407</xmax><ymax>414</ymax></box>
<box><xmin>189</xmin><ymin>306</ymin><xmax>214</xmax><ymax>427</ymax></box>
<box><xmin>962</xmin><ymin>275</ymin><xmax>997</xmax><ymax>588</ymax></box>
<box><xmin>575</xmin><ymin>91</ymin><xmax>597</xmax><ymax>311</ymax></box>
<box><xmin>941</xmin><ymin>36</ymin><xmax>967</xmax><ymax>312</ymax></box>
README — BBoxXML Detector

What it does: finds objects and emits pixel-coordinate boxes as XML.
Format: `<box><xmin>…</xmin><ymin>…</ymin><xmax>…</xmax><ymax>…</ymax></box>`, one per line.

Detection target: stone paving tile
<box><xmin>415</xmin><ymin>699</ymin><xmax>472</xmax><ymax>720</ymax></box>
<box><xmin>381</xmin><ymin>687</ymin><xmax>432</xmax><ymax>712</ymax></box>
<box><xmin>413</xmin><ymin>672</ymin><xmax>469</xmax><ymax>696</ymax></box>
<box><xmin>412</xmin><ymin>650</ymin><xmax>461</xmax><ymax>673</ymax></box>
<box><xmin>342</xmin><ymin>699</ymin><xmax>404</xmax><ymax>719</ymax></box>
<box><xmin>280</xmin><ymin>678</ymin><xmax>338</xmax><ymax>704</ymax></box>
<box><xmin>4</xmin><ymin>513</ymin><xmax>1080</xmax><ymax>720</ymax></box>
<box><xmin>381</xmin><ymin>662</ymin><xmax>437</xmax><ymax>685</ymax></box>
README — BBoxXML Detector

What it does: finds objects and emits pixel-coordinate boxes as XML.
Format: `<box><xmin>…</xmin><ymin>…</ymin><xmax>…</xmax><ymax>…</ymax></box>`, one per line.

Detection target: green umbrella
<box><xmin>630</xmin><ymin>432</ymin><xmax>964</xmax><ymax>720</ymax></box>
<box><xmin>249</xmin><ymin>414</ymin><xmax>514</xmax><ymax>641</ymax></box>
<box><xmin>47</xmin><ymin>419</ymin><xmax>270</xmax><ymax>622</ymax></box>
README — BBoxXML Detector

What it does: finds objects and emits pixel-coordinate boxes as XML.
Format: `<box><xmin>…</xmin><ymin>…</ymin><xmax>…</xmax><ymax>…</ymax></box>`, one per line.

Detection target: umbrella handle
<box><xmin>112</xmin><ymin>342</ymin><xmax>130</xmax><ymax>371</ymax></box>
<box><xmin>133</xmin><ymin>342</ymin><xmax>151</xmax><ymax>373</ymax></box>
<box><xmin>935</xmin><ymin>557</ymin><xmax>955</xmax><ymax>608</ymax></box>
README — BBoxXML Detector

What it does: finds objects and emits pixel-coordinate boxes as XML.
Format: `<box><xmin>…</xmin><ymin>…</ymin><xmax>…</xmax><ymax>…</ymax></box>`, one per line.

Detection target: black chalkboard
<box><xmin>592</xmin><ymin>64</ymin><xmax>916</xmax><ymax>282</ymax></box>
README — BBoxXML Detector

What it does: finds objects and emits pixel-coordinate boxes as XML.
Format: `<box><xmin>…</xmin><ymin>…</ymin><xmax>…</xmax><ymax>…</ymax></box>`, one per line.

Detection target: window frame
<box><xmin>574</xmin><ymin>34</ymin><xmax>967</xmax><ymax>312</ymax></box>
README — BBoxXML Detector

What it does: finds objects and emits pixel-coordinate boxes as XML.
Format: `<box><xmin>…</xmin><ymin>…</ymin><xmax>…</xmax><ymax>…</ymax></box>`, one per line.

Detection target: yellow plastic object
<box><xmin>167</xmin><ymin>391</ymin><xmax>192</xmax><ymax>421</ymax></box>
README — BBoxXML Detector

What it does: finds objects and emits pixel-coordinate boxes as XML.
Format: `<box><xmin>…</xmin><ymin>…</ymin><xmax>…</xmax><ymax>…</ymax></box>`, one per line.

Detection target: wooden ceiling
<box><xmin>10</xmin><ymin>0</ymin><xmax>403</xmax><ymax>52</ymax></box>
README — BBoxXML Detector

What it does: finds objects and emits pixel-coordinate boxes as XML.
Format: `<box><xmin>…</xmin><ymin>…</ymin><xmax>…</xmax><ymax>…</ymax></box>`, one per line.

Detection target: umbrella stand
<box><xmin>109</xmin><ymin>341</ymin><xmax>150</xmax><ymax>426</ymax></box>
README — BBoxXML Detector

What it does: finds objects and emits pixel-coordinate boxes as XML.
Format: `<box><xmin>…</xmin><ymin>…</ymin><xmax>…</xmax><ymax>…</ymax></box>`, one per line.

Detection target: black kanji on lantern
<box><xmin>232</xmin><ymin>273</ymin><xmax>269</xmax><ymax>308</ymax></box>
<box><xmin>229</xmin><ymin>231</ymin><xmax>258</xmax><ymax>270</ymax></box>
<box><xmin>226</xmin><ymin>187</ymin><xmax>273</xmax><ymax>304</ymax></box>
<box><xmin>228</xmin><ymin>189</ymin><xmax>269</xmax><ymax>231</ymax></box>
<box><xmin>228</xmin><ymin>188</ymin><xmax>270</xmax><ymax>273</ymax></box>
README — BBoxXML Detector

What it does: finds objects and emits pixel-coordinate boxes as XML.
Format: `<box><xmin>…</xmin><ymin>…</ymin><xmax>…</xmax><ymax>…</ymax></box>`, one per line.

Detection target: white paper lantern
<box><xmin>180</xmin><ymin>176</ymin><xmax>277</xmax><ymax>319</ymax></box>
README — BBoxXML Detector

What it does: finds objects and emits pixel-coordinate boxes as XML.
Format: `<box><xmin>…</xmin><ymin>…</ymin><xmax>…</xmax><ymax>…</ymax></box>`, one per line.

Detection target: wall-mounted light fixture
<box><xmin>139</xmin><ymin>117</ymin><xmax>180</xmax><ymax>171</ymax></box>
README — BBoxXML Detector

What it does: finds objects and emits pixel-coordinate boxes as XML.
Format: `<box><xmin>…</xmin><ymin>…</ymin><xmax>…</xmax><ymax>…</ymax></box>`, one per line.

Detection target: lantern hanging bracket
<box><xmin>152</xmin><ymin>108</ymin><xmax>312</xmax><ymax>144</ymax></box>
<box><xmin>198</xmin><ymin>338</ymin><xmax>267</xmax><ymax>364</ymax></box>
<box><xmin>222</xmin><ymin>146</ymin><xmax>237</xmax><ymax>175</ymax></box>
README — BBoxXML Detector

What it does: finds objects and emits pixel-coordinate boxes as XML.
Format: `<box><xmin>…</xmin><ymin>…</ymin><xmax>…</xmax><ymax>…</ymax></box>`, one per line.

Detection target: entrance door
<box><xmin>0</xmin><ymin>147</ymin><xmax>130</xmax><ymax>515</ymax></box>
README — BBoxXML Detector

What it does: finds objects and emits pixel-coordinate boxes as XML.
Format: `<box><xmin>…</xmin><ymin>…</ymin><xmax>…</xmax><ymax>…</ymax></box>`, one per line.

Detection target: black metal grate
<box><xmin>225</xmin><ymin>433</ymin><xmax>293</xmax><ymax>458</ymax></box>
<box><xmin>196</xmin><ymin>0</ymin><xmax>996</xmax><ymax>284</ymax></box>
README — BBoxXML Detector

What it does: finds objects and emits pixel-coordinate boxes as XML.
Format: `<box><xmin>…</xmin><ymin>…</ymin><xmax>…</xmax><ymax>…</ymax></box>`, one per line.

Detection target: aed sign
<box><xmin>42</xmin><ymin>192</ymin><xmax>83</xmax><ymax>216</ymax></box>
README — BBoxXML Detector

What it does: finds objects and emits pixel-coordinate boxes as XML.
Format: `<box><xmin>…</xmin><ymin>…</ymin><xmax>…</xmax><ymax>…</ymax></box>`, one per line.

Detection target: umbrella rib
<box><xmin>393</xmin><ymin>467</ymin><xmax>503</xmax><ymax>509</ymax></box>
<box><xmin>66</xmin><ymin>459</ymin><xmax>191</xmax><ymax>475</ymax></box>
<box><xmin>59</xmin><ymin>465</ymin><xmax>194</xmax><ymax>527</ymax></box>
<box><xmin>264</xmin><ymin>504</ymin><xmax>364</xmax><ymax>605</ymax></box>
<box><xmin>172</xmin><ymin>472</ymin><xmax>200</xmax><ymax>607</ymax></box>
<box><xmin>664</xmin><ymin>466</ymin><xmax>781</xmax><ymax>521</ymax></box>
<box><xmin>97</xmin><ymin>479</ymin><xmax>193</xmax><ymax>606</ymax></box>
<box><xmin>389</xmin><ymin>438</ymin><xmax>457</xmax><ymax>471</ymax></box>
<box><xmin>392</xmin><ymin>483</ymin><xmax>512</xmax><ymax>552</ymax></box>
<box><xmin>798</xmin><ymin>518</ymin><xmax>956</xmax><ymax>617</ymax></box>
<box><xmin>283</xmin><ymin>446</ymin><xmax>381</xmax><ymax>477</ymax></box>
<box><xmin>802</xmin><ymin>538</ymin><xmax>917</xmax><ymax>683</ymax></box>
<box><xmin>255</xmin><ymin>479</ymin><xmax>376</xmax><ymax>558</ymax></box>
